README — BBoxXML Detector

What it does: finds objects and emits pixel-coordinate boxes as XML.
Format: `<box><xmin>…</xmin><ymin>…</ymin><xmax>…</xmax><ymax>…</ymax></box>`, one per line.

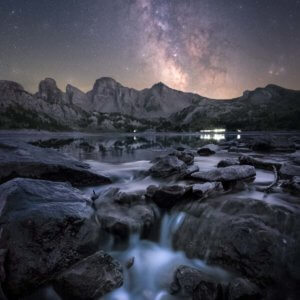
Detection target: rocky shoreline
<box><xmin>0</xmin><ymin>134</ymin><xmax>300</xmax><ymax>299</ymax></box>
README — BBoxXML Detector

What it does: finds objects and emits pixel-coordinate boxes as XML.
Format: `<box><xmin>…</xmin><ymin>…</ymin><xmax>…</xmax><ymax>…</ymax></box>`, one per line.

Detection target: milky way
<box><xmin>0</xmin><ymin>0</ymin><xmax>299</xmax><ymax>98</ymax></box>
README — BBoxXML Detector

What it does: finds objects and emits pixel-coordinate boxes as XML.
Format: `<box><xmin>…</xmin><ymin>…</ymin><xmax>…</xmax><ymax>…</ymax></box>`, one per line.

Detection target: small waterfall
<box><xmin>104</xmin><ymin>212</ymin><xmax>230</xmax><ymax>300</ymax></box>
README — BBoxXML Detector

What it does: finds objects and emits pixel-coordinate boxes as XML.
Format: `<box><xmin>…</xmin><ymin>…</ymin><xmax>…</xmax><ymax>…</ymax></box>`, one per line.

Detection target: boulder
<box><xmin>169</xmin><ymin>150</ymin><xmax>194</xmax><ymax>165</ymax></box>
<box><xmin>192</xmin><ymin>182</ymin><xmax>224</xmax><ymax>198</ymax></box>
<box><xmin>54</xmin><ymin>251</ymin><xmax>123</xmax><ymax>300</ymax></box>
<box><xmin>281</xmin><ymin>176</ymin><xmax>300</xmax><ymax>193</ymax></box>
<box><xmin>227</xmin><ymin>278</ymin><xmax>262</xmax><ymax>300</ymax></box>
<box><xmin>0</xmin><ymin>178</ymin><xmax>100</xmax><ymax>298</ymax></box>
<box><xmin>279</xmin><ymin>163</ymin><xmax>300</xmax><ymax>179</ymax></box>
<box><xmin>0</xmin><ymin>140</ymin><xmax>110</xmax><ymax>187</ymax></box>
<box><xmin>95</xmin><ymin>188</ymin><xmax>159</xmax><ymax>237</ymax></box>
<box><xmin>239</xmin><ymin>155</ymin><xmax>282</xmax><ymax>171</ymax></box>
<box><xmin>217</xmin><ymin>158</ymin><xmax>240</xmax><ymax>168</ymax></box>
<box><xmin>149</xmin><ymin>155</ymin><xmax>188</xmax><ymax>178</ymax></box>
<box><xmin>170</xmin><ymin>265</ymin><xmax>224</xmax><ymax>299</ymax></box>
<box><xmin>146</xmin><ymin>185</ymin><xmax>192</xmax><ymax>209</ymax></box>
<box><xmin>197</xmin><ymin>144</ymin><xmax>219</xmax><ymax>156</ymax></box>
<box><xmin>173</xmin><ymin>196</ymin><xmax>300</xmax><ymax>290</ymax></box>
<box><xmin>191</xmin><ymin>165</ymin><xmax>256</xmax><ymax>183</ymax></box>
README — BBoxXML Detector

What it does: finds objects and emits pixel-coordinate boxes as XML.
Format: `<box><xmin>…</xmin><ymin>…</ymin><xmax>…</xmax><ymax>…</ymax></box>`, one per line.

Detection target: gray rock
<box><xmin>239</xmin><ymin>155</ymin><xmax>282</xmax><ymax>171</ymax></box>
<box><xmin>170</xmin><ymin>265</ymin><xmax>223</xmax><ymax>299</ymax></box>
<box><xmin>54</xmin><ymin>251</ymin><xmax>123</xmax><ymax>300</ymax></box>
<box><xmin>149</xmin><ymin>155</ymin><xmax>188</xmax><ymax>178</ymax></box>
<box><xmin>197</xmin><ymin>144</ymin><xmax>219</xmax><ymax>156</ymax></box>
<box><xmin>0</xmin><ymin>140</ymin><xmax>111</xmax><ymax>186</ymax></box>
<box><xmin>0</xmin><ymin>178</ymin><xmax>100</xmax><ymax>298</ymax></box>
<box><xmin>228</xmin><ymin>278</ymin><xmax>262</xmax><ymax>300</ymax></box>
<box><xmin>217</xmin><ymin>158</ymin><xmax>240</xmax><ymax>168</ymax></box>
<box><xmin>173</xmin><ymin>196</ymin><xmax>300</xmax><ymax>288</ymax></box>
<box><xmin>95</xmin><ymin>188</ymin><xmax>159</xmax><ymax>237</ymax></box>
<box><xmin>169</xmin><ymin>150</ymin><xmax>194</xmax><ymax>165</ymax></box>
<box><xmin>191</xmin><ymin>165</ymin><xmax>256</xmax><ymax>183</ymax></box>
<box><xmin>146</xmin><ymin>185</ymin><xmax>192</xmax><ymax>209</ymax></box>
<box><xmin>279</xmin><ymin>163</ymin><xmax>300</xmax><ymax>179</ymax></box>
<box><xmin>192</xmin><ymin>182</ymin><xmax>223</xmax><ymax>198</ymax></box>
<box><xmin>281</xmin><ymin>176</ymin><xmax>300</xmax><ymax>193</ymax></box>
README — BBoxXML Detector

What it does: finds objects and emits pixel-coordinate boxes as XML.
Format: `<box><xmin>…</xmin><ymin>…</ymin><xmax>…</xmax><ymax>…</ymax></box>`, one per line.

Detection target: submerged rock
<box><xmin>0</xmin><ymin>178</ymin><xmax>99</xmax><ymax>298</ymax></box>
<box><xmin>0</xmin><ymin>140</ymin><xmax>111</xmax><ymax>186</ymax></box>
<box><xmin>191</xmin><ymin>165</ymin><xmax>256</xmax><ymax>183</ymax></box>
<box><xmin>54</xmin><ymin>251</ymin><xmax>123</xmax><ymax>300</ymax></box>
<box><xmin>95</xmin><ymin>188</ymin><xmax>159</xmax><ymax>237</ymax></box>
<box><xmin>197</xmin><ymin>144</ymin><xmax>219</xmax><ymax>156</ymax></box>
<box><xmin>149</xmin><ymin>155</ymin><xmax>188</xmax><ymax>178</ymax></box>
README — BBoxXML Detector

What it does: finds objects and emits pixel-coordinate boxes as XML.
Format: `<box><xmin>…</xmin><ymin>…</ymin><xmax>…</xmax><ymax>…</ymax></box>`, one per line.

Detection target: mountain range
<box><xmin>0</xmin><ymin>77</ymin><xmax>299</xmax><ymax>131</ymax></box>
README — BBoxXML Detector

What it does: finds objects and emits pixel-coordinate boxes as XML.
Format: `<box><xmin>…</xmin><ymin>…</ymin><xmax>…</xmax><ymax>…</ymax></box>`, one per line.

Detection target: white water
<box><xmin>104</xmin><ymin>213</ymin><xmax>231</xmax><ymax>300</ymax></box>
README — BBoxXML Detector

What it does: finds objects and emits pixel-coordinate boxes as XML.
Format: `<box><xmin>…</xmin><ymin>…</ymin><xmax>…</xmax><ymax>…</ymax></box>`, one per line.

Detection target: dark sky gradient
<box><xmin>0</xmin><ymin>0</ymin><xmax>299</xmax><ymax>98</ymax></box>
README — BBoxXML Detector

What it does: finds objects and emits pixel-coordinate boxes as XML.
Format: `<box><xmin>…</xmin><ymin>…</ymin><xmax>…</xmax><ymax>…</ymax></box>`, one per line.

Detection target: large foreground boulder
<box><xmin>191</xmin><ymin>165</ymin><xmax>256</xmax><ymax>183</ymax></box>
<box><xmin>173</xmin><ymin>196</ymin><xmax>300</xmax><ymax>298</ymax></box>
<box><xmin>170</xmin><ymin>265</ymin><xmax>261</xmax><ymax>300</ymax></box>
<box><xmin>0</xmin><ymin>178</ymin><xmax>100</xmax><ymax>298</ymax></box>
<box><xmin>54</xmin><ymin>251</ymin><xmax>123</xmax><ymax>300</ymax></box>
<box><xmin>0</xmin><ymin>140</ymin><xmax>111</xmax><ymax>186</ymax></box>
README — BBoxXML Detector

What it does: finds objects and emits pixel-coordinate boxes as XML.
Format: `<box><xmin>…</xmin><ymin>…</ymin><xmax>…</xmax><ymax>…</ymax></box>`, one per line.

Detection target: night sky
<box><xmin>0</xmin><ymin>0</ymin><xmax>299</xmax><ymax>99</ymax></box>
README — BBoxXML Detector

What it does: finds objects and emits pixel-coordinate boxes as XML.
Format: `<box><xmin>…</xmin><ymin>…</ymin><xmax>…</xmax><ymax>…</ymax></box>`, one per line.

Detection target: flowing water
<box><xmin>4</xmin><ymin>130</ymin><xmax>298</xmax><ymax>300</ymax></box>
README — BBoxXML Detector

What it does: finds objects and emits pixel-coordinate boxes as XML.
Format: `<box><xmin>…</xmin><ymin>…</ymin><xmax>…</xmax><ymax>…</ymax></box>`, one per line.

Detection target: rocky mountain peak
<box><xmin>0</xmin><ymin>80</ymin><xmax>25</xmax><ymax>92</ymax></box>
<box><xmin>37</xmin><ymin>78</ymin><xmax>65</xmax><ymax>104</ymax></box>
<box><xmin>92</xmin><ymin>77</ymin><xmax>121</xmax><ymax>92</ymax></box>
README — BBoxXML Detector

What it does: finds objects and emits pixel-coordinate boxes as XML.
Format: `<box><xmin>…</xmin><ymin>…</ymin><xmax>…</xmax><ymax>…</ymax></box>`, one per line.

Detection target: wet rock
<box><xmin>95</xmin><ymin>188</ymin><xmax>159</xmax><ymax>237</ymax></box>
<box><xmin>281</xmin><ymin>176</ymin><xmax>300</xmax><ymax>193</ymax></box>
<box><xmin>54</xmin><ymin>251</ymin><xmax>123</xmax><ymax>300</ymax></box>
<box><xmin>279</xmin><ymin>163</ymin><xmax>300</xmax><ymax>179</ymax></box>
<box><xmin>170</xmin><ymin>265</ymin><xmax>223</xmax><ymax>299</ymax></box>
<box><xmin>146</xmin><ymin>185</ymin><xmax>192</xmax><ymax>209</ymax></box>
<box><xmin>228</xmin><ymin>146</ymin><xmax>252</xmax><ymax>153</ymax></box>
<box><xmin>169</xmin><ymin>150</ymin><xmax>194</xmax><ymax>165</ymax></box>
<box><xmin>0</xmin><ymin>140</ymin><xmax>111</xmax><ymax>187</ymax></box>
<box><xmin>217</xmin><ymin>158</ymin><xmax>240</xmax><ymax>168</ymax></box>
<box><xmin>173</xmin><ymin>196</ymin><xmax>300</xmax><ymax>289</ymax></box>
<box><xmin>192</xmin><ymin>182</ymin><xmax>224</xmax><ymax>198</ymax></box>
<box><xmin>182</xmin><ymin>165</ymin><xmax>199</xmax><ymax>179</ymax></box>
<box><xmin>228</xmin><ymin>278</ymin><xmax>262</xmax><ymax>300</ymax></box>
<box><xmin>191</xmin><ymin>165</ymin><xmax>256</xmax><ymax>183</ymax></box>
<box><xmin>125</xmin><ymin>257</ymin><xmax>135</xmax><ymax>269</ymax></box>
<box><xmin>149</xmin><ymin>155</ymin><xmax>188</xmax><ymax>178</ymax></box>
<box><xmin>0</xmin><ymin>178</ymin><xmax>100</xmax><ymax>298</ymax></box>
<box><xmin>239</xmin><ymin>155</ymin><xmax>282</xmax><ymax>171</ymax></box>
<box><xmin>197</xmin><ymin>144</ymin><xmax>219</xmax><ymax>156</ymax></box>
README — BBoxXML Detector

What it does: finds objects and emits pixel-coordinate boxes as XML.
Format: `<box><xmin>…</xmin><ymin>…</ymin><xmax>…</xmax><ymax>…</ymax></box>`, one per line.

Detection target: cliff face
<box><xmin>0</xmin><ymin>78</ymin><xmax>299</xmax><ymax>131</ymax></box>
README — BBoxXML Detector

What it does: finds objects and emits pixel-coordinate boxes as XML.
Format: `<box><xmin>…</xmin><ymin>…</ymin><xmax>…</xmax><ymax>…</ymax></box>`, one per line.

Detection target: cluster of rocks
<box><xmin>0</xmin><ymin>135</ymin><xmax>299</xmax><ymax>299</ymax></box>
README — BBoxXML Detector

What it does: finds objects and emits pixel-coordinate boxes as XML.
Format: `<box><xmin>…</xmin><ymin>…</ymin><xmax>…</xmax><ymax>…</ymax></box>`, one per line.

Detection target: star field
<box><xmin>0</xmin><ymin>0</ymin><xmax>299</xmax><ymax>98</ymax></box>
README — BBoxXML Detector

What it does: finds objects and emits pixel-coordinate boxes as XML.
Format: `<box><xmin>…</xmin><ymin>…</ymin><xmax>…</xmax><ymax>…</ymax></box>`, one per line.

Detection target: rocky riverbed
<box><xmin>0</xmin><ymin>131</ymin><xmax>300</xmax><ymax>300</ymax></box>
